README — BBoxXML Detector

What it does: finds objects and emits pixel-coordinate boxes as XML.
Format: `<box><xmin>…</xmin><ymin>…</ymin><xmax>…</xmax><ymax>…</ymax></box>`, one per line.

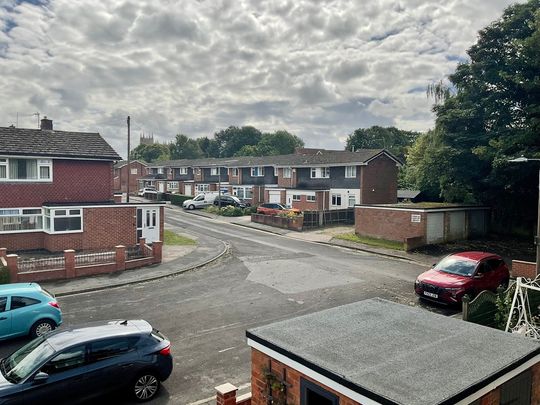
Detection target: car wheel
<box><xmin>132</xmin><ymin>372</ymin><xmax>161</xmax><ymax>402</ymax></box>
<box><xmin>30</xmin><ymin>319</ymin><xmax>56</xmax><ymax>338</ymax></box>
<box><xmin>188</xmin><ymin>204</ymin><xmax>195</xmax><ymax>210</ymax></box>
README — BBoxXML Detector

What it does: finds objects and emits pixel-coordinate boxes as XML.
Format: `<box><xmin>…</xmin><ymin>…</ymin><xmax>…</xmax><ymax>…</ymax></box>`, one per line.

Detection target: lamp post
<box><xmin>509</xmin><ymin>156</ymin><xmax>540</xmax><ymax>273</ymax></box>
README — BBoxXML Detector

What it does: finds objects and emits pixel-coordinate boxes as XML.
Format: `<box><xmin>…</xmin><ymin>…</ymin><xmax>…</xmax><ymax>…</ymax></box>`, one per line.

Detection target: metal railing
<box><xmin>18</xmin><ymin>256</ymin><xmax>65</xmax><ymax>272</ymax></box>
<box><xmin>75</xmin><ymin>251</ymin><xmax>115</xmax><ymax>266</ymax></box>
<box><xmin>126</xmin><ymin>245</ymin><xmax>146</xmax><ymax>260</ymax></box>
<box><xmin>302</xmin><ymin>208</ymin><xmax>355</xmax><ymax>229</ymax></box>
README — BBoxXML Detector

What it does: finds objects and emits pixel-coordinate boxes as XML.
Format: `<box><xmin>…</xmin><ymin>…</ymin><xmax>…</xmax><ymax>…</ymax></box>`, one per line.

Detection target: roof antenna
<box><xmin>33</xmin><ymin>112</ymin><xmax>40</xmax><ymax>128</ymax></box>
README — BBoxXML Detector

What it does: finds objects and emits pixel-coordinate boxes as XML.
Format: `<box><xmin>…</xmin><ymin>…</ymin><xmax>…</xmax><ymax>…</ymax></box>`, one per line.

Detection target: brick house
<box><xmin>240</xmin><ymin>298</ymin><xmax>540</xmax><ymax>405</ymax></box>
<box><xmin>113</xmin><ymin>160</ymin><xmax>148</xmax><ymax>193</ymax></box>
<box><xmin>0</xmin><ymin>118</ymin><xmax>163</xmax><ymax>252</ymax></box>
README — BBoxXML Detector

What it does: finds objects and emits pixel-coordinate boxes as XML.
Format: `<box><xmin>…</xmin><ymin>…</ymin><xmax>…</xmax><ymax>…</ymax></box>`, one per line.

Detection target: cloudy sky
<box><xmin>0</xmin><ymin>0</ymin><xmax>522</xmax><ymax>158</ymax></box>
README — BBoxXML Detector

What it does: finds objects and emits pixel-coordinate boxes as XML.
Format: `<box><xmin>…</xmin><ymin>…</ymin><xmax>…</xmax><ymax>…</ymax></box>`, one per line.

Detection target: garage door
<box><xmin>426</xmin><ymin>213</ymin><xmax>444</xmax><ymax>244</ymax></box>
<box><xmin>269</xmin><ymin>191</ymin><xmax>281</xmax><ymax>203</ymax></box>
<box><xmin>184</xmin><ymin>184</ymin><xmax>192</xmax><ymax>196</ymax></box>
<box><xmin>448</xmin><ymin>211</ymin><xmax>466</xmax><ymax>241</ymax></box>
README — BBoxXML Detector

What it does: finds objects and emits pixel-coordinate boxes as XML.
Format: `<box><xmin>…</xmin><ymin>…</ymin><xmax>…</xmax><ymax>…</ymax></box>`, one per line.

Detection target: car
<box><xmin>256</xmin><ymin>203</ymin><xmax>301</xmax><ymax>216</ymax></box>
<box><xmin>182</xmin><ymin>192</ymin><xmax>219</xmax><ymax>210</ymax></box>
<box><xmin>213</xmin><ymin>195</ymin><xmax>246</xmax><ymax>208</ymax></box>
<box><xmin>0</xmin><ymin>319</ymin><xmax>172</xmax><ymax>404</ymax></box>
<box><xmin>138</xmin><ymin>187</ymin><xmax>157</xmax><ymax>197</ymax></box>
<box><xmin>0</xmin><ymin>283</ymin><xmax>62</xmax><ymax>340</ymax></box>
<box><xmin>414</xmin><ymin>252</ymin><xmax>510</xmax><ymax>305</ymax></box>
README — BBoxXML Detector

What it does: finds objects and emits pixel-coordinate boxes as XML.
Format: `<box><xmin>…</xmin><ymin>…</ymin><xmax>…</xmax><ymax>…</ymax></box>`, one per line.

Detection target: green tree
<box><xmin>234</xmin><ymin>130</ymin><xmax>304</xmax><ymax>156</ymax></box>
<box><xmin>130</xmin><ymin>143</ymin><xmax>170</xmax><ymax>163</ymax></box>
<box><xmin>345</xmin><ymin>126</ymin><xmax>419</xmax><ymax>161</ymax></box>
<box><xmin>214</xmin><ymin>126</ymin><xmax>262</xmax><ymax>157</ymax></box>
<box><xmin>169</xmin><ymin>134</ymin><xmax>203</xmax><ymax>159</ymax></box>
<box><xmin>197</xmin><ymin>137</ymin><xmax>220</xmax><ymax>158</ymax></box>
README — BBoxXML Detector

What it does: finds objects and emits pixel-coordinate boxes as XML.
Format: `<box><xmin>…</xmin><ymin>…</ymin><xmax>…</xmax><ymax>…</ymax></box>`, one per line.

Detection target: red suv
<box><xmin>256</xmin><ymin>203</ymin><xmax>301</xmax><ymax>216</ymax></box>
<box><xmin>414</xmin><ymin>252</ymin><xmax>510</xmax><ymax>305</ymax></box>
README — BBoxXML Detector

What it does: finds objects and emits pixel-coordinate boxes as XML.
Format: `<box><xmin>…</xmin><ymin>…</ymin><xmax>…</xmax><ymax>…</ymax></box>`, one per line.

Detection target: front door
<box><xmin>137</xmin><ymin>208</ymin><xmax>159</xmax><ymax>243</ymax></box>
<box><xmin>185</xmin><ymin>184</ymin><xmax>193</xmax><ymax>196</ymax></box>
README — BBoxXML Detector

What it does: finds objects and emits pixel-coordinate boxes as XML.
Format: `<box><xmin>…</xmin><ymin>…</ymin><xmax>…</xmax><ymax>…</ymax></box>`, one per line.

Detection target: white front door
<box><xmin>185</xmin><ymin>184</ymin><xmax>192</xmax><ymax>196</ymax></box>
<box><xmin>137</xmin><ymin>208</ymin><xmax>160</xmax><ymax>243</ymax></box>
<box><xmin>158</xmin><ymin>182</ymin><xmax>165</xmax><ymax>192</ymax></box>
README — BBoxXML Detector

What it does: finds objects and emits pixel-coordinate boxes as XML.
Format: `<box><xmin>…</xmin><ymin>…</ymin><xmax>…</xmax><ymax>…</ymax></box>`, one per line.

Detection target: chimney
<box><xmin>40</xmin><ymin>117</ymin><xmax>53</xmax><ymax>130</ymax></box>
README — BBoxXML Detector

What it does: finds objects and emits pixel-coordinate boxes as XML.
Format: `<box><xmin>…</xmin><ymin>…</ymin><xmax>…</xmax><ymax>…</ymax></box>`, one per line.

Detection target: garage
<box><xmin>268</xmin><ymin>190</ymin><xmax>281</xmax><ymax>204</ymax></box>
<box><xmin>426</xmin><ymin>212</ymin><xmax>444</xmax><ymax>244</ymax></box>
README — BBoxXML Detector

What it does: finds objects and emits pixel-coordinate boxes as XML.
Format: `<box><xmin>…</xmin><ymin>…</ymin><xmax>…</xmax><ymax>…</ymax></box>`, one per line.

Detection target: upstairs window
<box><xmin>345</xmin><ymin>166</ymin><xmax>356</xmax><ymax>178</ymax></box>
<box><xmin>283</xmin><ymin>168</ymin><xmax>292</xmax><ymax>178</ymax></box>
<box><xmin>131</xmin><ymin>168</ymin><xmax>138</xmax><ymax>175</ymax></box>
<box><xmin>231</xmin><ymin>168</ymin><xmax>239</xmax><ymax>177</ymax></box>
<box><xmin>179</xmin><ymin>167</ymin><xmax>188</xmax><ymax>175</ymax></box>
<box><xmin>211</xmin><ymin>168</ymin><xmax>219</xmax><ymax>176</ymax></box>
<box><xmin>274</xmin><ymin>167</ymin><xmax>278</xmax><ymax>176</ymax></box>
<box><xmin>251</xmin><ymin>167</ymin><xmax>264</xmax><ymax>177</ymax></box>
<box><xmin>311</xmin><ymin>167</ymin><xmax>330</xmax><ymax>178</ymax></box>
<box><xmin>0</xmin><ymin>158</ymin><xmax>52</xmax><ymax>181</ymax></box>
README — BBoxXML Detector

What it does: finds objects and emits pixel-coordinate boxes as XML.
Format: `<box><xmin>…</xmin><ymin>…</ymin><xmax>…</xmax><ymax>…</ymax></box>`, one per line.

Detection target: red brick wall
<box><xmin>113</xmin><ymin>161</ymin><xmax>147</xmax><ymax>193</ymax></box>
<box><xmin>291</xmin><ymin>195</ymin><xmax>318</xmax><ymax>211</ymax></box>
<box><xmin>0</xmin><ymin>159</ymin><xmax>114</xmax><ymax>207</ymax></box>
<box><xmin>229</xmin><ymin>168</ymin><xmax>242</xmax><ymax>185</ymax></box>
<box><xmin>511</xmin><ymin>260</ymin><xmax>536</xmax><ymax>279</ymax></box>
<box><xmin>277</xmin><ymin>168</ymin><xmax>297</xmax><ymax>188</ymax></box>
<box><xmin>360</xmin><ymin>155</ymin><xmax>397</xmax><ymax>204</ymax></box>
<box><xmin>194</xmin><ymin>168</ymin><xmax>203</xmax><ymax>182</ymax></box>
<box><xmin>355</xmin><ymin>207</ymin><xmax>425</xmax><ymax>243</ymax></box>
<box><xmin>0</xmin><ymin>232</ymin><xmax>45</xmax><ymax>251</ymax></box>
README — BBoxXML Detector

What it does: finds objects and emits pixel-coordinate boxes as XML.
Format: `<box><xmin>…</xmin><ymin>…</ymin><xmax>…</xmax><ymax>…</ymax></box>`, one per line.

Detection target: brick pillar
<box><xmin>64</xmin><ymin>250</ymin><xmax>75</xmax><ymax>279</ymax></box>
<box><xmin>115</xmin><ymin>245</ymin><xmax>126</xmax><ymax>271</ymax></box>
<box><xmin>139</xmin><ymin>238</ymin><xmax>146</xmax><ymax>255</ymax></box>
<box><xmin>6</xmin><ymin>254</ymin><xmax>18</xmax><ymax>283</ymax></box>
<box><xmin>215</xmin><ymin>383</ymin><xmax>237</xmax><ymax>405</ymax></box>
<box><xmin>152</xmin><ymin>241</ymin><xmax>163</xmax><ymax>264</ymax></box>
<box><xmin>0</xmin><ymin>248</ymin><xmax>6</xmax><ymax>259</ymax></box>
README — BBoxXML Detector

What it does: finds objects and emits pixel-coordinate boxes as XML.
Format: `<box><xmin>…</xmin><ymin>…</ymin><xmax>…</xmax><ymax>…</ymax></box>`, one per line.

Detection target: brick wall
<box><xmin>277</xmin><ymin>168</ymin><xmax>297</xmax><ymax>188</ymax></box>
<box><xmin>291</xmin><ymin>195</ymin><xmax>318</xmax><ymax>211</ymax></box>
<box><xmin>359</xmin><ymin>154</ymin><xmax>397</xmax><ymax>204</ymax></box>
<box><xmin>0</xmin><ymin>232</ymin><xmax>45</xmax><ymax>251</ymax></box>
<box><xmin>511</xmin><ymin>260</ymin><xmax>537</xmax><ymax>279</ymax></box>
<box><xmin>114</xmin><ymin>161</ymin><xmax>147</xmax><ymax>193</ymax></box>
<box><xmin>355</xmin><ymin>207</ymin><xmax>425</xmax><ymax>243</ymax></box>
<box><xmin>0</xmin><ymin>159</ymin><xmax>114</xmax><ymax>207</ymax></box>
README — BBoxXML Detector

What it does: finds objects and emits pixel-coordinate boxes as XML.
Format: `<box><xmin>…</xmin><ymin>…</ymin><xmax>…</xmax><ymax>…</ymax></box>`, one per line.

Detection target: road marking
<box><xmin>218</xmin><ymin>346</ymin><xmax>236</xmax><ymax>353</ymax></box>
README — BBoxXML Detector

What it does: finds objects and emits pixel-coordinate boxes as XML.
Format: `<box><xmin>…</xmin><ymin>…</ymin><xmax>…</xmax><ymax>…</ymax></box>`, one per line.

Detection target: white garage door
<box><xmin>184</xmin><ymin>184</ymin><xmax>192</xmax><ymax>196</ymax></box>
<box><xmin>448</xmin><ymin>211</ymin><xmax>466</xmax><ymax>240</ymax></box>
<box><xmin>269</xmin><ymin>191</ymin><xmax>281</xmax><ymax>203</ymax></box>
<box><xmin>426</xmin><ymin>212</ymin><xmax>444</xmax><ymax>244</ymax></box>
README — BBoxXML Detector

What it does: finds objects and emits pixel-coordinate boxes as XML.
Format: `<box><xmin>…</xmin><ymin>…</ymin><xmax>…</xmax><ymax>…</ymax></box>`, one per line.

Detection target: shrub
<box><xmin>277</xmin><ymin>211</ymin><xmax>302</xmax><ymax>219</ymax></box>
<box><xmin>204</xmin><ymin>205</ymin><xmax>221</xmax><ymax>214</ymax></box>
<box><xmin>0</xmin><ymin>265</ymin><xmax>9</xmax><ymax>284</ymax></box>
<box><xmin>170</xmin><ymin>194</ymin><xmax>193</xmax><ymax>206</ymax></box>
<box><xmin>220</xmin><ymin>206</ymin><xmax>244</xmax><ymax>217</ymax></box>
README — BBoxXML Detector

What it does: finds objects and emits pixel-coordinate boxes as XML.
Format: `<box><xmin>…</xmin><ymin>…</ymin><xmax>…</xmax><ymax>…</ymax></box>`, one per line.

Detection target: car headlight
<box><xmin>445</xmin><ymin>287</ymin><xmax>465</xmax><ymax>297</ymax></box>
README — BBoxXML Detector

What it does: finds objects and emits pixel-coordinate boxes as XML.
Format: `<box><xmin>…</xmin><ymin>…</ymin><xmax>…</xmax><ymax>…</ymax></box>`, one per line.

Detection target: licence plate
<box><xmin>424</xmin><ymin>291</ymin><xmax>438</xmax><ymax>298</ymax></box>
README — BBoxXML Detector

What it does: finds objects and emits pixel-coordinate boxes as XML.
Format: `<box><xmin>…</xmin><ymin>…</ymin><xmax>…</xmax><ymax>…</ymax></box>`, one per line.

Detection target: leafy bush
<box><xmin>170</xmin><ymin>194</ymin><xmax>193</xmax><ymax>206</ymax></box>
<box><xmin>204</xmin><ymin>205</ymin><xmax>220</xmax><ymax>214</ymax></box>
<box><xmin>277</xmin><ymin>211</ymin><xmax>302</xmax><ymax>219</ymax></box>
<box><xmin>0</xmin><ymin>265</ymin><xmax>9</xmax><ymax>284</ymax></box>
<box><xmin>220</xmin><ymin>206</ymin><xmax>244</xmax><ymax>217</ymax></box>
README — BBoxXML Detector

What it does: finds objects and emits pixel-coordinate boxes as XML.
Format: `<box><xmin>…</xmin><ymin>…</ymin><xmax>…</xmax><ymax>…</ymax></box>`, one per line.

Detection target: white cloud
<box><xmin>0</xmin><ymin>0</ymin><xmax>524</xmax><ymax>158</ymax></box>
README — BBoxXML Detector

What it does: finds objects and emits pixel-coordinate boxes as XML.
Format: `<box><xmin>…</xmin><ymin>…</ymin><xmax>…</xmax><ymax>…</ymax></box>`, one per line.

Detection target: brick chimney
<box><xmin>40</xmin><ymin>117</ymin><xmax>53</xmax><ymax>130</ymax></box>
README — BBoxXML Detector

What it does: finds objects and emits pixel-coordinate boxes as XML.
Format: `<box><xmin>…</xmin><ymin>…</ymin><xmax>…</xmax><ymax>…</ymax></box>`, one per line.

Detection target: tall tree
<box><xmin>345</xmin><ymin>126</ymin><xmax>419</xmax><ymax>161</ymax></box>
<box><xmin>214</xmin><ymin>126</ymin><xmax>262</xmax><ymax>157</ymax></box>
<box><xmin>169</xmin><ymin>134</ymin><xmax>203</xmax><ymax>159</ymax></box>
<box><xmin>234</xmin><ymin>130</ymin><xmax>305</xmax><ymax>156</ymax></box>
<box><xmin>130</xmin><ymin>143</ymin><xmax>170</xmax><ymax>163</ymax></box>
<box><xmin>197</xmin><ymin>136</ymin><xmax>220</xmax><ymax>158</ymax></box>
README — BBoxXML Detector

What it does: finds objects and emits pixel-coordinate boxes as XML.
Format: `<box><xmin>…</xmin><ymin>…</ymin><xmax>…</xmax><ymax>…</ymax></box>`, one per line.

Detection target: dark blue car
<box><xmin>0</xmin><ymin>320</ymin><xmax>172</xmax><ymax>404</ymax></box>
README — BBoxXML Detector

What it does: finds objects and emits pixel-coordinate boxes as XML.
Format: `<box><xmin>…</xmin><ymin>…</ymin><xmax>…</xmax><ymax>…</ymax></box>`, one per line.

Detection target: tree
<box><xmin>130</xmin><ymin>143</ymin><xmax>170</xmax><ymax>163</ymax></box>
<box><xmin>169</xmin><ymin>134</ymin><xmax>203</xmax><ymax>160</ymax></box>
<box><xmin>345</xmin><ymin>126</ymin><xmax>419</xmax><ymax>161</ymax></box>
<box><xmin>197</xmin><ymin>137</ymin><xmax>220</xmax><ymax>158</ymax></box>
<box><xmin>234</xmin><ymin>130</ymin><xmax>305</xmax><ymax>156</ymax></box>
<box><xmin>214</xmin><ymin>126</ymin><xmax>262</xmax><ymax>157</ymax></box>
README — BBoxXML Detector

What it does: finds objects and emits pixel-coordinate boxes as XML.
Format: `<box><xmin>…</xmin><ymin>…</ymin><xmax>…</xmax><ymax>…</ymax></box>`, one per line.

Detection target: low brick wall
<box><xmin>512</xmin><ymin>260</ymin><xmax>536</xmax><ymax>279</ymax></box>
<box><xmin>251</xmin><ymin>214</ymin><xmax>303</xmax><ymax>231</ymax></box>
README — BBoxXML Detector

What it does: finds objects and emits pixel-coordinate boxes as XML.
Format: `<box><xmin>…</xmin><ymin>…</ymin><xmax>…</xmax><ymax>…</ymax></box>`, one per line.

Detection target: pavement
<box><xmin>40</xmin><ymin>203</ymin><xmax>437</xmax><ymax>297</ymax></box>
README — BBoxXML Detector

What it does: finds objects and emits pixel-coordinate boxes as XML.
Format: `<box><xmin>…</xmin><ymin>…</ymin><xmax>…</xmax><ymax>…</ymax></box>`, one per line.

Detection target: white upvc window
<box><xmin>292</xmin><ymin>194</ymin><xmax>301</xmax><ymax>201</ymax></box>
<box><xmin>196</xmin><ymin>183</ymin><xmax>209</xmax><ymax>192</ymax></box>
<box><xmin>283</xmin><ymin>167</ymin><xmax>292</xmax><ymax>178</ymax></box>
<box><xmin>0</xmin><ymin>157</ymin><xmax>52</xmax><ymax>182</ymax></box>
<box><xmin>307</xmin><ymin>195</ymin><xmax>316</xmax><ymax>202</ymax></box>
<box><xmin>311</xmin><ymin>167</ymin><xmax>330</xmax><ymax>178</ymax></box>
<box><xmin>231</xmin><ymin>168</ymin><xmax>239</xmax><ymax>177</ymax></box>
<box><xmin>179</xmin><ymin>167</ymin><xmax>188</xmax><ymax>175</ymax></box>
<box><xmin>157</xmin><ymin>168</ymin><xmax>164</xmax><ymax>174</ymax></box>
<box><xmin>331</xmin><ymin>194</ymin><xmax>342</xmax><ymax>206</ymax></box>
<box><xmin>0</xmin><ymin>208</ymin><xmax>43</xmax><ymax>233</ymax></box>
<box><xmin>43</xmin><ymin>208</ymin><xmax>83</xmax><ymax>234</ymax></box>
<box><xmin>251</xmin><ymin>167</ymin><xmax>264</xmax><ymax>177</ymax></box>
<box><xmin>233</xmin><ymin>186</ymin><xmax>253</xmax><ymax>199</ymax></box>
<box><xmin>168</xmin><ymin>182</ymin><xmax>179</xmax><ymax>190</ymax></box>
<box><xmin>345</xmin><ymin>166</ymin><xmax>356</xmax><ymax>178</ymax></box>
<box><xmin>274</xmin><ymin>167</ymin><xmax>278</xmax><ymax>176</ymax></box>
<box><xmin>131</xmin><ymin>168</ymin><xmax>138</xmax><ymax>175</ymax></box>
<box><xmin>211</xmin><ymin>167</ymin><xmax>219</xmax><ymax>176</ymax></box>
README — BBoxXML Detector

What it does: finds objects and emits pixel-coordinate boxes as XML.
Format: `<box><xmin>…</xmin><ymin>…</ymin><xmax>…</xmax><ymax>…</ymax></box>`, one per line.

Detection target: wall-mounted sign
<box><xmin>411</xmin><ymin>214</ymin><xmax>421</xmax><ymax>223</ymax></box>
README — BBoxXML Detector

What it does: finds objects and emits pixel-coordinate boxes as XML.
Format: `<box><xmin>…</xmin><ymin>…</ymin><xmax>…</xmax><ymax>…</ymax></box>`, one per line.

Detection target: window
<box><xmin>11</xmin><ymin>296</ymin><xmax>40</xmax><ymax>310</ymax></box>
<box><xmin>345</xmin><ymin>166</ymin><xmax>356</xmax><ymax>178</ymax></box>
<box><xmin>348</xmin><ymin>195</ymin><xmax>356</xmax><ymax>207</ymax></box>
<box><xmin>300</xmin><ymin>378</ymin><xmax>339</xmax><ymax>405</ymax></box>
<box><xmin>283</xmin><ymin>168</ymin><xmax>292</xmax><ymax>178</ymax></box>
<box><xmin>43</xmin><ymin>345</ymin><xmax>86</xmax><ymax>374</ymax></box>
<box><xmin>231</xmin><ymin>168</ymin><xmax>239</xmax><ymax>177</ymax></box>
<box><xmin>274</xmin><ymin>167</ymin><xmax>278</xmax><ymax>176</ymax></box>
<box><xmin>0</xmin><ymin>158</ymin><xmax>52</xmax><ymax>181</ymax></box>
<box><xmin>157</xmin><ymin>168</ymin><xmax>164</xmax><ymax>174</ymax></box>
<box><xmin>167</xmin><ymin>182</ymin><xmax>179</xmax><ymax>190</ymax></box>
<box><xmin>307</xmin><ymin>195</ymin><xmax>316</xmax><ymax>202</ymax></box>
<box><xmin>292</xmin><ymin>194</ymin><xmax>301</xmax><ymax>201</ymax></box>
<box><xmin>89</xmin><ymin>338</ymin><xmax>138</xmax><ymax>363</ymax></box>
<box><xmin>0</xmin><ymin>208</ymin><xmax>43</xmax><ymax>233</ymax></box>
<box><xmin>48</xmin><ymin>208</ymin><xmax>82</xmax><ymax>233</ymax></box>
<box><xmin>310</xmin><ymin>167</ymin><xmax>330</xmax><ymax>178</ymax></box>
<box><xmin>251</xmin><ymin>167</ymin><xmax>264</xmax><ymax>177</ymax></box>
<box><xmin>131</xmin><ymin>168</ymin><xmax>138</xmax><ymax>175</ymax></box>
<box><xmin>179</xmin><ymin>167</ymin><xmax>188</xmax><ymax>175</ymax></box>
<box><xmin>196</xmin><ymin>184</ymin><xmax>209</xmax><ymax>192</ymax></box>
<box><xmin>233</xmin><ymin>186</ymin><xmax>252</xmax><ymax>199</ymax></box>
<box><xmin>331</xmin><ymin>194</ymin><xmax>342</xmax><ymax>206</ymax></box>
<box><xmin>211</xmin><ymin>168</ymin><xmax>219</xmax><ymax>176</ymax></box>
<box><xmin>500</xmin><ymin>369</ymin><xmax>532</xmax><ymax>405</ymax></box>
<box><xmin>0</xmin><ymin>297</ymin><xmax>5</xmax><ymax>312</ymax></box>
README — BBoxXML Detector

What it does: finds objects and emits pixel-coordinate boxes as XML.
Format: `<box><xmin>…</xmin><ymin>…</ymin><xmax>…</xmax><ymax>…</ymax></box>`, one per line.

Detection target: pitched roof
<box><xmin>0</xmin><ymin>126</ymin><xmax>121</xmax><ymax>161</ymax></box>
<box><xmin>247</xmin><ymin>298</ymin><xmax>540</xmax><ymax>405</ymax></box>
<box><xmin>114</xmin><ymin>160</ymin><xmax>147</xmax><ymax>169</ymax></box>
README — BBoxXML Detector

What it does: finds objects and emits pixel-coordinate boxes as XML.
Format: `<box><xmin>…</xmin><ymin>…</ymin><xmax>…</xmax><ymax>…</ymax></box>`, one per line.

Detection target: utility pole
<box><xmin>127</xmin><ymin>116</ymin><xmax>131</xmax><ymax>203</ymax></box>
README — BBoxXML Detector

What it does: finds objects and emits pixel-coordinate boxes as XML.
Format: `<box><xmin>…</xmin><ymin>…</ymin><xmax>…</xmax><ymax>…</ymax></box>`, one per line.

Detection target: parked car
<box><xmin>256</xmin><ymin>203</ymin><xmax>301</xmax><ymax>216</ymax></box>
<box><xmin>0</xmin><ymin>283</ymin><xmax>62</xmax><ymax>340</ymax></box>
<box><xmin>414</xmin><ymin>252</ymin><xmax>510</xmax><ymax>305</ymax></box>
<box><xmin>182</xmin><ymin>192</ymin><xmax>219</xmax><ymax>210</ymax></box>
<box><xmin>138</xmin><ymin>186</ymin><xmax>157</xmax><ymax>197</ymax></box>
<box><xmin>0</xmin><ymin>319</ymin><xmax>172</xmax><ymax>404</ymax></box>
<box><xmin>213</xmin><ymin>195</ymin><xmax>246</xmax><ymax>208</ymax></box>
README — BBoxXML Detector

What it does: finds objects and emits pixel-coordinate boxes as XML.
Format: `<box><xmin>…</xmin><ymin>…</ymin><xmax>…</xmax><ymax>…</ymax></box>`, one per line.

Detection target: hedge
<box><xmin>170</xmin><ymin>194</ymin><xmax>193</xmax><ymax>206</ymax></box>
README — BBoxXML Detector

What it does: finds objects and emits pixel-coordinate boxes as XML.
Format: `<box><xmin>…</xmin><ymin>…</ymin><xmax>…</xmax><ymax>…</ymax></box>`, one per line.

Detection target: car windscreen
<box><xmin>2</xmin><ymin>337</ymin><xmax>55</xmax><ymax>383</ymax></box>
<box><xmin>435</xmin><ymin>257</ymin><xmax>477</xmax><ymax>276</ymax></box>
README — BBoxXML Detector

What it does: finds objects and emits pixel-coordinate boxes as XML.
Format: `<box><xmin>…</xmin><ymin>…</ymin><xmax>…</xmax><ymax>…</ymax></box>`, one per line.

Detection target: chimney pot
<box><xmin>40</xmin><ymin>117</ymin><xmax>53</xmax><ymax>130</ymax></box>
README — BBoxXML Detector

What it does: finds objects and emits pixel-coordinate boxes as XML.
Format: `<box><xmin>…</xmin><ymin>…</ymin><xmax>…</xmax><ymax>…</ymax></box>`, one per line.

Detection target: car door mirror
<box><xmin>33</xmin><ymin>372</ymin><xmax>49</xmax><ymax>384</ymax></box>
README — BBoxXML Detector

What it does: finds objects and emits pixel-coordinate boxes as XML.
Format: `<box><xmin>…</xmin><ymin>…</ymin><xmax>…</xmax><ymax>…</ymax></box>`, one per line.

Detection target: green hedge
<box><xmin>170</xmin><ymin>194</ymin><xmax>193</xmax><ymax>206</ymax></box>
<box><xmin>0</xmin><ymin>264</ymin><xmax>9</xmax><ymax>284</ymax></box>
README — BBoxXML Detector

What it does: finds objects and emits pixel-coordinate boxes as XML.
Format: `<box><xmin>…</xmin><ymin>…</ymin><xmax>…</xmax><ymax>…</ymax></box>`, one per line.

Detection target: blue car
<box><xmin>0</xmin><ymin>283</ymin><xmax>62</xmax><ymax>340</ymax></box>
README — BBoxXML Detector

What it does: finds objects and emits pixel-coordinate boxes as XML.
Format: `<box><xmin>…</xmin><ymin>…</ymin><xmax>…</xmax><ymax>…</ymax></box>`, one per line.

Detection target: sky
<box><xmin>0</xmin><ymin>0</ymin><xmax>524</xmax><ymax>158</ymax></box>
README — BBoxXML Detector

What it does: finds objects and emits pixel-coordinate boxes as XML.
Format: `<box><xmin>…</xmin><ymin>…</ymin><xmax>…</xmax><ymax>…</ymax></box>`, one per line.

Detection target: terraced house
<box><xmin>141</xmin><ymin>148</ymin><xmax>401</xmax><ymax>210</ymax></box>
<box><xmin>0</xmin><ymin>118</ymin><xmax>163</xmax><ymax>252</ymax></box>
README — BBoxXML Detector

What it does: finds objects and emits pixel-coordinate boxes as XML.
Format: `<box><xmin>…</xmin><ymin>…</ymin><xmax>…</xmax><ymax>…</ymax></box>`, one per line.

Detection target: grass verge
<box><xmin>164</xmin><ymin>230</ymin><xmax>197</xmax><ymax>246</ymax></box>
<box><xmin>333</xmin><ymin>233</ymin><xmax>404</xmax><ymax>251</ymax></box>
